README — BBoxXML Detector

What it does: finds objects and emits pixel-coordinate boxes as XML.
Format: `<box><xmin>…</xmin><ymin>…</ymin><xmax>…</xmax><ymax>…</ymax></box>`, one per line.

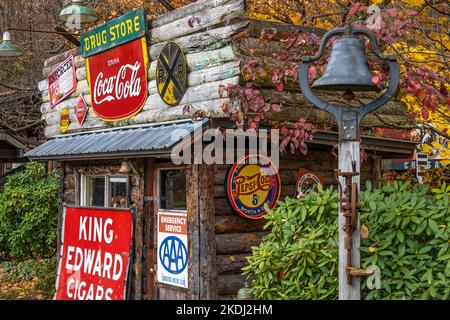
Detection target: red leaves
<box><xmin>279</xmin><ymin>117</ymin><xmax>315</xmax><ymax>154</ymax></box>
<box><xmin>421</xmin><ymin>108</ymin><xmax>429</xmax><ymax>120</ymax></box>
<box><xmin>308</xmin><ymin>66</ymin><xmax>317</xmax><ymax>83</ymax></box>
<box><xmin>348</xmin><ymin>2</ymin><xmax>361</xmax><ymax>15</ymax></box>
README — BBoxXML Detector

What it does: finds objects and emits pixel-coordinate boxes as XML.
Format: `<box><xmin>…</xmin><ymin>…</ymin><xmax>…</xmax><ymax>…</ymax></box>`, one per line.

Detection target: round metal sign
<box><xmin>226</xmin><ymin>154</ymin><xmax>281</xmax><ymax>220</ymax></box>
<box><xmin>156</xmin><ymin>42</ymin><xmax>187</xmax><ymax>106</ymax></box>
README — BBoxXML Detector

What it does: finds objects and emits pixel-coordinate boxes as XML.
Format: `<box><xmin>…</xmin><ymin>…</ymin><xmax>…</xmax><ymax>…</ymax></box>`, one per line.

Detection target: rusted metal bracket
<box><xmin>347</xmin><ymin>267</ymin><xmax>375</xmax><ymax>277</ymax></box>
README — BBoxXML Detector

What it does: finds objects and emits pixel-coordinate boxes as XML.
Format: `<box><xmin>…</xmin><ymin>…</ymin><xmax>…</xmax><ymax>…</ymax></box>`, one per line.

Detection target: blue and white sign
<box><xmin>157</xmin><ymin>212</ymin><xmax>189</xmax><ymax>288</ymax></box>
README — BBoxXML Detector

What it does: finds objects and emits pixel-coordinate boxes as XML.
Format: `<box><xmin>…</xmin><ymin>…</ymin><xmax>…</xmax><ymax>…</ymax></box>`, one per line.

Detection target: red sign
<box><xmin>75</xmin><ymin>94</ymin><xmax>89</xmax><ymax>125</ymax></box>
<box><xmin>295</xmin><ymin>168</ymin><xmax>325</xmax><ymax>197</ymax></box>
<box><xmin>55</xmin><ymin>207</ymin><xmax>133</xmax><ymax>300</ymax></box>
<box><xmin>48</xmin><ymin>56</ymin><xmax>77</xmax><ymax>108</ymax></box>
<box><xmin>86</xmin><ymin>37</ymin><xmax>148</xmax><ymax>122</ymax></box>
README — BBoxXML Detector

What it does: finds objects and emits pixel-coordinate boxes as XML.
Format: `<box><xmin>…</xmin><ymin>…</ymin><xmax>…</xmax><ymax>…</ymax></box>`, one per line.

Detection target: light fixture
<box><xmin>0</xmin><ymin>31</ymin><xmax>24</xmax><ymax>57</ymax></box>
<box><xmin>59</xmin><ymin>0</ymin><xmax>98</xmax><ymax>27</ymax></box>
<box><xmin>119</xmin><ymin>160</ymin><xmax>132</xmax><ymax>174</ymax></box>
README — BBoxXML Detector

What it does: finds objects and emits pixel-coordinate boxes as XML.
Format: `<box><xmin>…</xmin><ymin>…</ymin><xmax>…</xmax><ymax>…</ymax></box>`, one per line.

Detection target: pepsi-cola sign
<box><xmin>86</xmin><ymin>37</ymin><xmax>148</xmax><ymax>122</ymax></box>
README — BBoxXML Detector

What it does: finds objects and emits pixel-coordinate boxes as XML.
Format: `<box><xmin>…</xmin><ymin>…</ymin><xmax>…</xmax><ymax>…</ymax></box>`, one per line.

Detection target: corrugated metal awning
<box><xmin>25</xmin><ymin>119</ymin><xmax>208</xmax><ymax>161</ymax></box>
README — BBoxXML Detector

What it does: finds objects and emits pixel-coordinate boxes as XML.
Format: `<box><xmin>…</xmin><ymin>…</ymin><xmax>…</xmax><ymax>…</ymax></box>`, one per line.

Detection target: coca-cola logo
<box><xmin>86</xmin><ymin>38</ymin><xmax>148</xmax><ymax>122</ymax></box>
<box><xmin>94</xmin><ymin>62</ymin><xmax>142</xmax><ymax>105</ymax></box>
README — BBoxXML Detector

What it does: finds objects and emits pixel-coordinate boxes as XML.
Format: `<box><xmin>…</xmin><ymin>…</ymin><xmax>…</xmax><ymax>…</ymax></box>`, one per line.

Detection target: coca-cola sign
<box><xmin>86</xmin><ymin>37</ymin><xmax>148</xmax><ymax>122</ymax></box>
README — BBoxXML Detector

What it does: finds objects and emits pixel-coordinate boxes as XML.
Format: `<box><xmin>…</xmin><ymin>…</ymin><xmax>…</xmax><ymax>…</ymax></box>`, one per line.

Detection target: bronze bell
<box><xmin>312</xmin><ymin>37</ymin><xmax>377</xmax><ymax>92</ymax></box>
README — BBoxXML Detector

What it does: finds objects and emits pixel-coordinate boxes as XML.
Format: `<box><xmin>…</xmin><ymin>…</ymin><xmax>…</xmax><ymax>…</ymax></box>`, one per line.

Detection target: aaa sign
<box><xmin>86</xmin><ymin>37</ymin><xmax>148</xmax><ymax>121</ymax></box>
<box><xmin>55</xmin><ymin>207</ymin><xmax>133</xmax><ymax>300</ymax></box>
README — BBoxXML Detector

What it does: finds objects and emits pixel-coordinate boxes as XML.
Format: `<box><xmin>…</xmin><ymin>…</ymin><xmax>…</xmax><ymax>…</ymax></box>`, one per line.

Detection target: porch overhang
<box><xmin>25</xmin><ymin>119</ymin><xmax>209</xmax><ymax>161</ymax></box>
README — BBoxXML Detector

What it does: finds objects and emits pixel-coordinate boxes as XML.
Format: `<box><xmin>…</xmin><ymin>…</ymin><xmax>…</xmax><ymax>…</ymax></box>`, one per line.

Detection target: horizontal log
<box><xmin>216</xmin><ymin>232</ymin><xmax>266</xmax><ymax>255</ymax></box>
<box><xmin>215</xmin><ymin>215</ymin><xmax>267</xmax><ymax>234</ymax></box>
<box><xmin>149</xmin><ymin>0</ymin><xmax>245</xmax><ymax>44</ymax></box>
<box><xmin>44</xmin><ymin>121</ymin><xmax>109</xmax><ymax>138</ymax></box>
<box><xmin>43</xmin><ymin>47</ymin><xmax>80</xmax><ymax>68</ymax></box>
<box><xmin>41</xmin><ymin>94</ymin><xmax>92</xmax><ymax>115</ymax></box>
<box><xmin>149</xmin><ymin>21</ymin><xmax>248</xmax><ymax>60</ymax></box>
<box><xmin>41</xmin><ymin>80</ymin><xmax>89</xmax><ymax>103</ymax></box>
<box><xmin>218</xmin><ymin>274</ymin><xmax>247</xmax><ymax>296</ymax></box>
<box><xmin>219</xmin><ymin>295</ymin><xmax>237</xmax><ymax>300</ymax></box>
<box><xmin>43</xmin><ymin>55</ymin><xmax>85</xmax><ymax>78</ymax></box>
<box><xmin>129</xmin><ymin>98</ymin><xmax>229</xmax><ymax>125</ymax></box>
<box><xmin>148</xmin><ymin>45</ymin><xmax>236</xmax><ymax>80</ymax></box>
<box><xmin>217</xmin><ymin>254</ymin><xmax>250</xmax><ymax>274</ymax></box>
<box><xmin>144</xmin><ymin>76</ymin><xmax>239</xmax><ymax>111</ymax></box>
<box><xmin>150</xmin><ymin>0</ymin><xmax>235</xmax><ymax>29</ymax></box>
<box><xmin>148</xmin><ymin>61</ymin><xmax>241</xmax><ymax>95</ymax></box>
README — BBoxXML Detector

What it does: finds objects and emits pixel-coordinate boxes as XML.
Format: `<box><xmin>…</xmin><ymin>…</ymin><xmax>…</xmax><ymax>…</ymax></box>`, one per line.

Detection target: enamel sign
<box><xmin>48</xmin><ymin>56</ymin><xmax>76</xmax><ymax>108</ymax></box>
<box><xmin>157</xmin><ymin>212</ymin><xmax>188</xmax><ymax>289</ymax></box>
<box><xmin>75</xmin><ymin>94</ymin><xmax>89</xmax><ymax>125</ymax></box>
<box><xmin>295</xmin><ymin>169</ymin><xmax>324</xmax><ymax>197</ymax></box>
<box><xmin>55</xmin><ymin>207</ymin><xmax>133</xmax><ymax>300</ymax></box>
<box><xmin>227</xmin><ymin>154</ymin><xmax>281</xmax><ymax>220</ymax></box>
<box><xmin>80</xmin><ymin>9</ymin><xmax>147</xmax><ymax>58</ymax></box>
<box><xmin>86</xmin><ymin>37</ymin><xmax>148</xmax><ymax>121</ymax></box>
<box><xmin>60</xmin><ymin>108</ymin><xmax>70</xmax><ymax>134</ymax></box>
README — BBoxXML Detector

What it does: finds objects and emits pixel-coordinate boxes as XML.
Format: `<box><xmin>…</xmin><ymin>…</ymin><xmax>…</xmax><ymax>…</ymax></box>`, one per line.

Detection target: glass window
<box><xmin>87</xmin><ymin>176</ymin><xmax>106</xmax><ymax>207</ymax></box>
<box><xmin>159</xmin><ymin>169</ymin><xmax>187</xmax><ymax>211</ymax></box>
<box><xmin>83</xmin><ymin>175</ymin><xmax>129</xmax><ymax>208</ymax></box>
<box><xmin>110</xmin><ymin>177</ymin><xmax>128</xmax><ymax>208</ymax></box>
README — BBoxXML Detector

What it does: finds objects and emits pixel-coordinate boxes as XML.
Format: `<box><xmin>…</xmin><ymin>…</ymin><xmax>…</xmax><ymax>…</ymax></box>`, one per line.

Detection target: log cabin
<box><xmin>25</xmin><ymin>0</ymin><xmax>417</xmax><ymax>300</ymax></box>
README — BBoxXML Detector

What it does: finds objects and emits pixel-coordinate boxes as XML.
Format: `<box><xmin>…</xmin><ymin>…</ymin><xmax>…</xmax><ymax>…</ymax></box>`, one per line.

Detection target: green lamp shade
<box><xmin>0</xmin><ymin>32</ymin><xmax>23</xmax><ymax>57</ymax></box>
<box><xmin>59</xmin><ymin>0</ymin><xmax>98</xmax><ymax>25</ymax></box>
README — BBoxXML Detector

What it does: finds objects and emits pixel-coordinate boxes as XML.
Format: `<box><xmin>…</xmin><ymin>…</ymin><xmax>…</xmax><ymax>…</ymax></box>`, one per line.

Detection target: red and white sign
<box><xmin>75</xmin><ymin>94</ymin><xmax>89</xmax><ymax>125</ymax></box>
<box><xmin>86</xmin><ymin>37</ymin><xmax>148</xmax><ymax>122</ymax></box>
<box><xmin>55</xmin><ymin>207</ymin><xmax>133</xmax><ymax>300</ymax></box>
<box><xmin>48</xmin><ymin>56</ymin><xmax>77</xmax><ymax>108</ymax></box>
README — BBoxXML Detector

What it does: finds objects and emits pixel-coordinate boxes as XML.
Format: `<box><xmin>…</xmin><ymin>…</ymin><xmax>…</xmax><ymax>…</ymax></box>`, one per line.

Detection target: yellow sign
<box><xmin>60</xmin><ymin>108</ymin><xmax>70</xmax><ymax>134</ymax></box>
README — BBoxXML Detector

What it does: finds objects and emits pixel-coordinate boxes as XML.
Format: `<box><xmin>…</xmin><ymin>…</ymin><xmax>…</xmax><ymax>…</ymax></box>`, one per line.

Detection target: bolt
<box><xmin>344</xmin><ymin>126</ymin><xmax>348</xmax><ymax>130</ymax></box>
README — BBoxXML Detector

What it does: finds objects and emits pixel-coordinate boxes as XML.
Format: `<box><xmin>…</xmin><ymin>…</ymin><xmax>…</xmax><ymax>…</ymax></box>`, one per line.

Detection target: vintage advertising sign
<box><xmin>47</xmin><ymin>56</ymin><xmax>76</xmax><ymax>108</ymax></box>
<box><xmin>60</xmin><ymin>108</ymin><xmax>70</xmax><ymax>134</ymax></box>
<box><xmin>86</xmin><ymin>36</ymin><xmax>149</xmax><ymax>121</ymax></box>
<box><xmin>55</xmin><ymin>207</ymin><xmax>133</xmax><ymax>300</ymax></box>
<box><xmin>227</xmin><ymin>154</ymin><xmax>281</xmax><ymax>220</ymax></box>
<box><xmin>295</xmin><ymin>168</ymin><xmax>325</xmax><ymax>197</ymax></box>
<box><xmin>80</xmin><ymin>9</ymin><xmax>147</xmax><ymax>58</ymax></box>
<box><xmin>156</xmin><ymin>42</ymin><xmax>187</xmax><ymax>106</ymax></box>
<box><xmin>157</xmin><ymin>212</ymin><xmax>188</xmax><ymax>289</ymax></box>
<box><xmin>75</xmin><ymin>94</ymin><xmax>89</xmax><ymax>125</ymax></box>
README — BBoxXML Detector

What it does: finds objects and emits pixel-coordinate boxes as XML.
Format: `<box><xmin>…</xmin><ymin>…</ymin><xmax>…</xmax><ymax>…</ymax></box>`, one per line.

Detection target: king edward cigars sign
<box><xmin>82</xmin><ymin>9</ymin><xmax>148</xmax><ymax>122</ymax></box>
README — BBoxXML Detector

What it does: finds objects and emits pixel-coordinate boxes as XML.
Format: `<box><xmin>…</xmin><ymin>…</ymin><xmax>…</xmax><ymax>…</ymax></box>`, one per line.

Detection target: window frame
<box><xmin>156</xmin><ymin>167</ymin><xmax>188</xmax><ymax>214</ymax></box>
<box><xmin>80</xmin><ymin>174</ymin><xmax>131</xmax><ymax>209</ymax></box>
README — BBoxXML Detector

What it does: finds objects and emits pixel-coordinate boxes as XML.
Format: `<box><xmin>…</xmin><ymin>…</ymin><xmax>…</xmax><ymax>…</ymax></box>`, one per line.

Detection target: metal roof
<box><xmin>25</xmin><ymin>119</ymin><xmax>208</xmax><ymax>161</ymax></box>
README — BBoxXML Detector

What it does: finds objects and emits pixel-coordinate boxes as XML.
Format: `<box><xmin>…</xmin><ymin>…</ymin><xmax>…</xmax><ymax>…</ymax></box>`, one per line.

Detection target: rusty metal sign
<box><xmin>60</xmin><ymin>108</ymin><xmax>70</xmax><ymax>134</ymax></box>
<box><xmin>156</xmin><ymin>42</ymin><xmax>187</xmax><ymax>106</ymax></box>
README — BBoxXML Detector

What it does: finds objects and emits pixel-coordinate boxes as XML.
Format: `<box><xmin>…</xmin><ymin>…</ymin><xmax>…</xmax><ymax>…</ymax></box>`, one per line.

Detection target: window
<box><xmin>81</xmin><ymin>175</ymin><xmax>130</xmax><ymax>208</ymax></box>
<box><xmin>159</xmin><ymin>169</ymin><xmax>187</xmax><ymax>211</ymax></box>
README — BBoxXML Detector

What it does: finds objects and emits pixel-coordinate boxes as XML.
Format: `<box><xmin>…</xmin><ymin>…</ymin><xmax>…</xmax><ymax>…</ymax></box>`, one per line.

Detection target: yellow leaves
<box><xmin>361</xmin><ymin>224</ymin><xmax>369</xmax><ymax>239</ymax></box>
<box><xmin>421</xmin><ymin>144</ymin><xmax>432</xmax><ymax>154</ymax></box>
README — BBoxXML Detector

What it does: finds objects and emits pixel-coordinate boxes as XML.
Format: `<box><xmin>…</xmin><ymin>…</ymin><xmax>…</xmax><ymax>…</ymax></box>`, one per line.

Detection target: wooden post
<box><xmin>338</xmin><ymin>141</ymin><xmax>361</xmax><ymax>300</ymax></box>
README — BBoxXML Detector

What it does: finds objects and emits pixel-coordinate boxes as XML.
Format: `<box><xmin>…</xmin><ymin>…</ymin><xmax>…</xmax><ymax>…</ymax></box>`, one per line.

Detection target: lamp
<box><xmin>299</xmin><ymin>26</ymin><xmax>399</xmax><ymax>300</ymax></box>
<box><xmin>59</xmin><ymin>0</ymin><xmax>98</xmax><ymax>27</ymax></box>
<box><xmin>0</xmin><ymin>32</ymin><xmax>24</xmax><ymax>57</ymax></box>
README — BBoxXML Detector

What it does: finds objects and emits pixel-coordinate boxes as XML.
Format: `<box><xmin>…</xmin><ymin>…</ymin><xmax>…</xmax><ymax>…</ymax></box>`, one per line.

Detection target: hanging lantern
<box><xmin>0</xmin><ymin>32</ymin><xmax>24</xmax><ymax>57</ymax></box>
<box><xmin>59</xmin><ymin>0</ymin><xmax>98</xmax><ymax>26</ymax></box>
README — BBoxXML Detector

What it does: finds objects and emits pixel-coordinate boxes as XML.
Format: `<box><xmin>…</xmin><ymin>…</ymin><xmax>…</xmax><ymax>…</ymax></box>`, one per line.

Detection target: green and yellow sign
<box><xmin>80</xmin><ymin>8</ymin><xmax>147</xmax><ymax>58</ymax></box>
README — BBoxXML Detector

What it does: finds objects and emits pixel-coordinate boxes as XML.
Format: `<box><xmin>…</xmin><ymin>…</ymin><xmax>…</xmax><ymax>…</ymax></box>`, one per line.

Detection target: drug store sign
<box><xmin>82</xmin><ymin>9</ymin><xmax>148</xmax><ymax>122</ymax></box>
<box><xmin>55</xmin><ymin>207</ymin><xmax>133</xmax><ymax>300</ymax></box>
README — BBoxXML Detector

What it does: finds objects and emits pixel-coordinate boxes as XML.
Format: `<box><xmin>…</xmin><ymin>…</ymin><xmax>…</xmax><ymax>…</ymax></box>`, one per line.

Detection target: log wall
<box><xmin>213</xmin><ymin>147</ymin><xmax>374</xmax><ymax>299</ymax></box>
<box><xmin>38</xmin><ymin>0</ymin><xmax>247</xmax><ymax>138</ymax></box>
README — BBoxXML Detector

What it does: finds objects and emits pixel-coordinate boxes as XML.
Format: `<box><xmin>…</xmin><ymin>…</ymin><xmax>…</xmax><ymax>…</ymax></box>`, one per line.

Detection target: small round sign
<box><xmin>227</xmin><ymin>154</ymin><xmax>281</xmax><ymax>220</ymax></box>
<box><xmin>156</xmin><ymin>42</ymin><xmax>187</xmax><ymax>106</ymax></box>
<box><xmin>295</xmin><ymin>169</ymin><xmax>324</xmax><ymax>197</ymax></box>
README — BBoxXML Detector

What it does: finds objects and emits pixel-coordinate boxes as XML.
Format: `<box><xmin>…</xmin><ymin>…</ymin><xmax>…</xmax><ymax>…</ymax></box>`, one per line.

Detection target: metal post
<box><xmin>338</xmin><ymin>140</ymin><xmax>360</xmax><ymax>300</ymax></box>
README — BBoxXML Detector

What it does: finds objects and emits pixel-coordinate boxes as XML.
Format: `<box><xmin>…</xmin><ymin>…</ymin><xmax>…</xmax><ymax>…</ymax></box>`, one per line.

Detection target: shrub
<box><xmin>0</xmin><ymin>258</ymin><xmax>57</xmax><ymax>299</ymax></box>
<box><xmin>0</xmin><ymin>162</ymin><xmax>59</xmax><ymax>259</ymax></box>
<box><xmin>243</xmin><ymin>182</ymin><xmax>450</xmax><ymax>300</ymax></box>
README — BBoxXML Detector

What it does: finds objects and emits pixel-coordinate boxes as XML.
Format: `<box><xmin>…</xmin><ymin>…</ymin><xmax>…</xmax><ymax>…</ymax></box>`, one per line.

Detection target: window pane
<box><xmin>160</xmin><ymin>169</ymin><xmax>187</xmax><ymax>210</ymax></box>
<box><xmin>110</xmin><ymin>177</ymin><xmax>128</xmax><ymax>208</ymax></box>
<box><xmin>88</xmin><ymin>177</ymin><xmax>105</xmax><ymax>207</ymax></box>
